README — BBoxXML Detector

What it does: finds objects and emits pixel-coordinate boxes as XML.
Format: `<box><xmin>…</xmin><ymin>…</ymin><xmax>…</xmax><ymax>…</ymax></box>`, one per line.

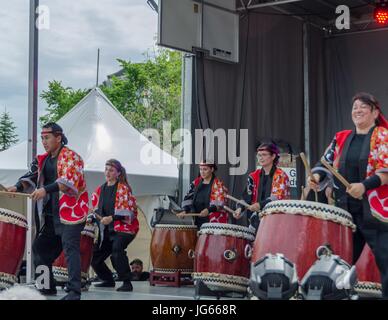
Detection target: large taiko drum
<box><xmin>355</xmin><ymin>244</ymin><xmax>382</xmax><ymax>298</ymax></box>
<box><xmin>0</xmin><ymin>208</ymin><xmax>28</xmax><ymax>289</ymax></box>
<box><xmin>150</xmin><ymin>224</ymin><xmax>198</xmax><ymax>274</ymax></box>
<box><xmin>53</xmin><ymin>222</ymin><xmax>97</xmax><ymax>286</ymax></box>
<box><xmin>193</xmin><ymin>223</ymin><xmax>256</xmax><ymax>293</ymax></box>
<box><xmin>252</xmin><ymin>200</ymin><xmax>355</xmax><ymax>281</ymax></box>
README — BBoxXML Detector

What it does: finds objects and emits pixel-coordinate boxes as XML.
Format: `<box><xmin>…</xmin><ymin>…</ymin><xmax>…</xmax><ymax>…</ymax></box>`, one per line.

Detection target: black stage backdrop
<box><xmin>189</xmin><ymin>10</ymin><xmax>388</xmax><ymax>203</ymax></box>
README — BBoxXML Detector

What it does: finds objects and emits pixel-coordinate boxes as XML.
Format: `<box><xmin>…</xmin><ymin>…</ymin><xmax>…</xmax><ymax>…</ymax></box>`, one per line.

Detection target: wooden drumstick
<box><xmin>301</xmin><ymin>186</ymin><xmax>306</xmax><ymax>200</ymax></box>
<box><xmin>320</xmin><ymin>158</ymin><xmax>351</xmax><ymax>189</ymax></box>
<box><xmin>226</xmin><ymin>194</ymin><xmax>250</xmax><ymax>208</ymax></box>
<box><xmin>223</xmin><ymin>205</ymin><xmax>237</xmax><ymax>215</ymax></box>
<box><xmin>300</xmin><ymin>152</ymin><xmax>318</xmax><ymax>202</ymax></box>
<box><xmin>175</xmin><ymin>213</ymin><xmax>202</xmax><ymax>217</ymax></box>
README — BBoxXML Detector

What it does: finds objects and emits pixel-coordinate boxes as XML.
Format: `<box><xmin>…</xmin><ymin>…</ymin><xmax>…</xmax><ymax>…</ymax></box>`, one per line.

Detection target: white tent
<box><xmin>0</xmin><ymin>87</ymin><xmax>179</xmax><ymax>226</ymax></box>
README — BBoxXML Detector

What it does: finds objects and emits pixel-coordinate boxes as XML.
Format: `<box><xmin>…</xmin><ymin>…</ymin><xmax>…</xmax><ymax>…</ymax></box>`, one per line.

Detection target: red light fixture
<box><xmin>375</xmin><ymin>1</ymin><xmax>388</xmax><ymax>25</ymax></box>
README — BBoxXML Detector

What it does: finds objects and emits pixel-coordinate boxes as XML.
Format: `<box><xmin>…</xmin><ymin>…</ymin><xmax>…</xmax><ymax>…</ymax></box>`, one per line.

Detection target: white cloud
<box><xmin>0</xmin><ymin>0</ymin><xmax>158</xmax><ymax>141</ymax></box>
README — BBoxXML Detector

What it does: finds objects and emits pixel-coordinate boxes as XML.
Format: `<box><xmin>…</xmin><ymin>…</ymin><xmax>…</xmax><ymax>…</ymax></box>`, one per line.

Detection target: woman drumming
<box><xmin>233</xmin><ymin>142</ymin><xmax>291</xmax><ymax>230</ymax></box>
<box><xmin>90</xmin><ymin>159</ymin><xmax>139</xmax><ymax>292</ymax></box>
<box><xmin>177</xmin><ymin>160</ymin><xmax>228</xmax><ymax>228</ymax></box>
<box><xmin>308</xmin><ymin>92</ymin><xmax>388</xmax><ymax>299</ymax></box>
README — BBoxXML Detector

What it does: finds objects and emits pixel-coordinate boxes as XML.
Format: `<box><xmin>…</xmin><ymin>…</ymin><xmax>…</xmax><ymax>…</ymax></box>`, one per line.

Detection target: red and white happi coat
<box><xmin>37</xmin><ymin>146</ymin><xmax>89</xmax><ymax>224</ymax></box>
<box><xmin>323</xmin><ymin>126</ymin><xmax>388</xmax><ymax>222</ymax></box>
<box><xmin>91</xmin><ymin>182</ymin><xmax>139</xmax><ymax>235</ymax></box>
<box><xmin>182</xmin><ymin>176</ymin><xmax>228</xmax><ymax>223</ymax></box>
<box><xmin>247</xmin><ymin>167</ymin><xmax>291</xmax><ymax>204</ymax></box>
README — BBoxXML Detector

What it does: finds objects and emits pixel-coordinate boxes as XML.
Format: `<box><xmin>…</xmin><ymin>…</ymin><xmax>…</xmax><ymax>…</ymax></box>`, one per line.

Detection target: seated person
<box><xmin>129</xmin><ymin>259</ymin><xmax>150</xmax><ymax>281</ymax></box>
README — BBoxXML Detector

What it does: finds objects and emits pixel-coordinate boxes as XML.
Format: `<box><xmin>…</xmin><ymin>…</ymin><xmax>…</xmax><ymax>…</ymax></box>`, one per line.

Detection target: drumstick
<box><xmin>226</xmin><ymin>194</ymin><xmax>250</xmax><ymax>208</ymax></box>
<box><xmin>178</xmin><ymin>213</ymin><xmax>202</xmax><ymax>217</ymax></box>
<box><xmin>0</xmin><ymin>191</ymin><xmax>32</xmax><ymax>198</ymax></box>
<box><xmin>223</xmin><ymin>205</ymin><xmax>236</xmax><ymax>215</ymax></box>
<box><xmin>320</xmin><ymin>158</ymin><xmax>351</xmax><ymax>189</ymax></box>
<box><xmin>301</xmin><ymin>186</ymin><xmax>306</xmax><ymax>200</ymax></box>
<box><xmin>300</xmin><ymin>152</ymin><xmax>318</xmax><ymax>202</ymax></box>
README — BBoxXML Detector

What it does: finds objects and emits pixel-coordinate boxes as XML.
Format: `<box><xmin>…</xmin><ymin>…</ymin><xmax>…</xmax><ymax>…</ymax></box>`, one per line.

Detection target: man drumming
<box><xmin>7</xmin><ymin>123</ymin><xmax>88</xmax><ymax>300</ymax></box>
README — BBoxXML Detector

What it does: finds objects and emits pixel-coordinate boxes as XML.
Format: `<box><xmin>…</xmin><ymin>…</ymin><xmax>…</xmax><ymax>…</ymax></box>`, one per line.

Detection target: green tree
<box><xmin>39</xmin><ymin>80</ymin><xmax>90</xmax><ymax>125</ymax></box>
<box><xmin>0</xmin><ymin>109</ymin><xmax>19</xmax><ymax>151</ymax></box>
<box><xmin>40</xmin><ymin>48</ymin><xmax>182</xmax><ymax>152</ymax></box>
<box><xmin>100</xmin><ymin>48</ymin><xmax>182</xmax><ymax>139</ymax></box>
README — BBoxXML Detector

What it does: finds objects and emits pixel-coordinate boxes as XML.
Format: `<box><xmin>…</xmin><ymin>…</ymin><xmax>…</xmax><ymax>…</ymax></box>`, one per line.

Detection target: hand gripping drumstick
<box><xmin>320</xmin><ymin>158</ymin><xmax>362</xmax><ymax>200</ymax></box>
<box><xmin>300</xmin><ymin>152</ymin><xmax>318</xmax><ymax>202</ymax></box>
<box><xmin>226</xmin><ymin>194</ymin><xmax>250</xmax><ymax>208</ymax></box>
<box><xmin>223</xmin><ymin>205</ymin><xmax>237</xmax><ymax>215</ymax></box>
<box><xmin>320</xmin><ymin>158</ymin><xmax>351</xmax><ymax>189</ymax></box>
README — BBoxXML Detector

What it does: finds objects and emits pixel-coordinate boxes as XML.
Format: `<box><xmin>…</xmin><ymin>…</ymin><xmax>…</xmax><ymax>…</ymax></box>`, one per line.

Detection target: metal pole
<box><xmin>96</xmin><ymin>48</ymin><xmax>100</xmax><ymax>87</ymax></box>
<box><xmin>179</xmin><ymin>54</ymin><xmax>194</xmax><ymax>204</ymax></box>
<box><xmin>28</xmin><ymin>0</ymin><xmax>39</xmax><ymax>162</ymax></box>
<box><xmin>303</xmin><ymin>22</ymin><xmax>311</xmax><ymax>167</ymax></box>
<box><xmin>27</xmin><ymin>0</ymin><xmax>39</xmax><ymax>285</ymax></box>
<box><xmin>236</xmin><ymin>0</ymin><xmax>303</xmax><ymax>11</ymax></box>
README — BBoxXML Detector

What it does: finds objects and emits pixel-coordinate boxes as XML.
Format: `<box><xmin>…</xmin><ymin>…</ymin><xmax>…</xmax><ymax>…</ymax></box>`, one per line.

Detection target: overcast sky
<box><xmin>0</xmin><ymin>0</ymin><xmax>158</xmax><ymax>140</ymax></box>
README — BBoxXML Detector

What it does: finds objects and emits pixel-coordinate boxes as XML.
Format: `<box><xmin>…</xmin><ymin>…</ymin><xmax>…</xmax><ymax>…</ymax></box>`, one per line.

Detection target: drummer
<box><xmin>89</xmin><ymin>159</ymin><xmax>139</xmax><ymax>292</ymax></box>
<box><xmin>233</xmin><ymin>142</ymin><xmax>291</xmax><ymax>229</ymax></box>
<box><xmin>6</xmin><ymin>122</ymin><xmax>88</xmax><ymax>300</ymax></box>
<box><xmin>308</xmin><ymin>92</ymin><xmax>388</xmax><ymax>299</ymax></box>
<box><xmin>177</xmin><ymin>159</ymin><xmax>228</xmax><ymax>228</ymax></box>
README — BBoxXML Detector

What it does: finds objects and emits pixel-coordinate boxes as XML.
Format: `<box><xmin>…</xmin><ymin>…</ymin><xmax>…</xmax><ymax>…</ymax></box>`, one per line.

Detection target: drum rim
<box><xmin>260</xmin><ymin>200</ymin><xmax>356</xmax><ymax>231</ymax></box>
<box><xmin>262</xmin><ymin>200</ymin><xmax>352</xmax><ymax>218</ymax></box>
<box><xmin>199</xmin><ymin>222</ymin><xmax>255</xmax><ymax>234</ymax></box>
<box><xmin>81</xmin><ymin>224</ymin><xmax>97</xmax><ymax>239</ymax></box>
<box><xmin>0</xmin><ymin>271</ymin><xmax>18</xmax><ymax>289</ymax></box>
<box><xmin>198</xmin><ymin>223</ymin><xmax>256</xmax><ymax>241</ymax></box>
<box><xmin>0</xmin><ymin>207</ymin><xmax>28</xmax><ymax>228</ymax></box>
<box><xmin>193</xmin><ymin>272</ymin><xmax>249</xmax><ymax>292</ymax></box>
<box><xmin>154</xmin><ymin>224</ymin><xmax>198</xmax><ymax>229</ymax></box>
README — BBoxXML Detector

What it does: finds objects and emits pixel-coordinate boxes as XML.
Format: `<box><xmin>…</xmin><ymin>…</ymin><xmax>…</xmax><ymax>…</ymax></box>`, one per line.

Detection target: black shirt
<box><xmin>193</xmin><ymin>182</ymin><xmax>212</xmax><ymax>212</ymax></box>
<box><xmin>346</xmin><ymin>134</ymin><xmax>366</xmax><ymax>184</ymax></box>
<box><xmin>42</xmin><ymin>156</ymin><xmax>58</xmax><ymax>216</ymax></box>
<box><xmin>129</xmin><ymin>271</ymin><xmax>150</xmax><ymax>281</ymax></box>
<box><xmin>260</xmin><ymin>174</ymin><xmax>270</xmax><ymax>203</ymax></box>
<box><xmin>193</xmin><ymin>181</ymin><xmax>217</xmax><ymax>228</ymax></box>
<box><xmin>100</xmin><ymin>182</ymin><xmax>118</xmax><ymax>233</ymax></box>
<box><xmin>345</xmin><ymin>133</ymin><xmax>366</xmax><ymax>212</ymax></box>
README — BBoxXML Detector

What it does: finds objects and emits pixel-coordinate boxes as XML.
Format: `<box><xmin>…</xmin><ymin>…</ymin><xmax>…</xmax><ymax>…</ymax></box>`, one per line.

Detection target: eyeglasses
<box><xmin>257</xmin><ymin>152</ymin><xmax>271</xmax><ymax>158</ymax></box>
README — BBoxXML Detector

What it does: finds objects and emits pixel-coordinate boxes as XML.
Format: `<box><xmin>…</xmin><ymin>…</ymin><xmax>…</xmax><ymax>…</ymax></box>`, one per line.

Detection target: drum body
<box><xmin>0</xmin><ymin>208</ymin><xmax>28</xmax><ymax>289</ymax></box>
<box><xmin>193</xmin><ymin>223</ymin><xmax>255</xmax><ymax>292</ymax></box>
<box><xmin>252</xmin><ymin>200</ymin><xmax>354</xmax><ymax>281</ymax></box>
<box><xmin>355</xmin><ymin>244</ymin><xmax>382</xmax><ymax>298</ymax></box>
<box><xmin>53</xmin><ymin>222</ymin><xmax>97</xmax><ymax>284</ymax></box>
<box><xmin>150</xmin><ymin>224</ymin><xmax>197</xmax><ymax>274</ymax></box>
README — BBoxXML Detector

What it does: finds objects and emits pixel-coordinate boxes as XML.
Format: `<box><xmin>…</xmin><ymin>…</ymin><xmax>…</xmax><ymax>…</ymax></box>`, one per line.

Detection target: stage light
<box><xmin>374</xmin><ymin>1</ymin><xmax>388</xmax><ymax>25</ymax></box>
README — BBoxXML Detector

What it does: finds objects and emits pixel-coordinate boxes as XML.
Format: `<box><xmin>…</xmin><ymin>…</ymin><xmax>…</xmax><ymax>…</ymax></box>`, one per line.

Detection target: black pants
<box><xmin>352</xmin><ymin>213</ymin><xmax>388</xmax><ymax>299</ymax></box>
<box><xmin>91</xmin><ymin>232</ymin><xmax>135</xmax><ymax>282</ymax></box>
<box><xmin>32</xmin><ymin>216</ymin><xmax>84</xmax><ymax>294</ymax></box>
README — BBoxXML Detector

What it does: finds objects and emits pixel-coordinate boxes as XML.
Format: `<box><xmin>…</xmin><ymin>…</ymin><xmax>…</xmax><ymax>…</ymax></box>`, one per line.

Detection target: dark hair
<box><xmin>352</xmin><ymin>92</ymin><xmax>380</xmax><ymax>125</ymax></box>
<box><xmin>257</xmin><ymin>142</ymin><xmax>280</xmax><ymax>166</ymax></box>
<box><xmin>105</xmin><ymin>159</ymin><xmax>131</xmax><ymax>190</ymax></box>
<box><xmin>42</xmin><ymin>122</ymin><xmax>68</xmax><ymax>145</ymax></box>
<box><xmin>199</xmin><ymin>159</ymin><xmax>217</xmax><ymax>171</ymax></box>
<box><xmin>130</xmin><ymin>259</ymin><xmax>143</xmax><ymax>266</ymax></box>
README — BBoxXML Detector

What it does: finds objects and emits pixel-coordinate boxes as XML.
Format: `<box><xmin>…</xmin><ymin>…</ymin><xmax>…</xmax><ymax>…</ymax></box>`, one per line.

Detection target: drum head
<box><xmin>198</xmin><ymin>223</ymin><xmax>256</xmax><ymax>241</ymax></box>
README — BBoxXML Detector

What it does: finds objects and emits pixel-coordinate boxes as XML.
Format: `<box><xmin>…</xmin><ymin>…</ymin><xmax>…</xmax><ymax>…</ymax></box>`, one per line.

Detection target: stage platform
<box><xmin>45</xmin><ymin>282</ymin><xmax>247</xmax><ymax>300</ymax></box>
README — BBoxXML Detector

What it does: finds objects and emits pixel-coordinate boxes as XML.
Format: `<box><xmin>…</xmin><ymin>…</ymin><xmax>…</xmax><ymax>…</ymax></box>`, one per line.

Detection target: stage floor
<box><xmin>46</xmin><ymin>282</ymin><xmax>247</xmax><ymax>300</ymax></box>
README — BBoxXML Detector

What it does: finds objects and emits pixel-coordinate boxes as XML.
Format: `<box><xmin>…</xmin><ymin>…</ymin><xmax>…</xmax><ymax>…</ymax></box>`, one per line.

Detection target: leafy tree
<box><xmin>39</xmin><ymin>80</ymin><xmax>90</xmax><ymax>125</ymax></box>
<box><xmin>0</xmin><ymin>109</ymin><xmax>19</xmax><ymax>151</ymax></box>
<box><xmin>40</xmin><ymin>48</ymin><xmax>182</xmax><ymax>151</ymax></box>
